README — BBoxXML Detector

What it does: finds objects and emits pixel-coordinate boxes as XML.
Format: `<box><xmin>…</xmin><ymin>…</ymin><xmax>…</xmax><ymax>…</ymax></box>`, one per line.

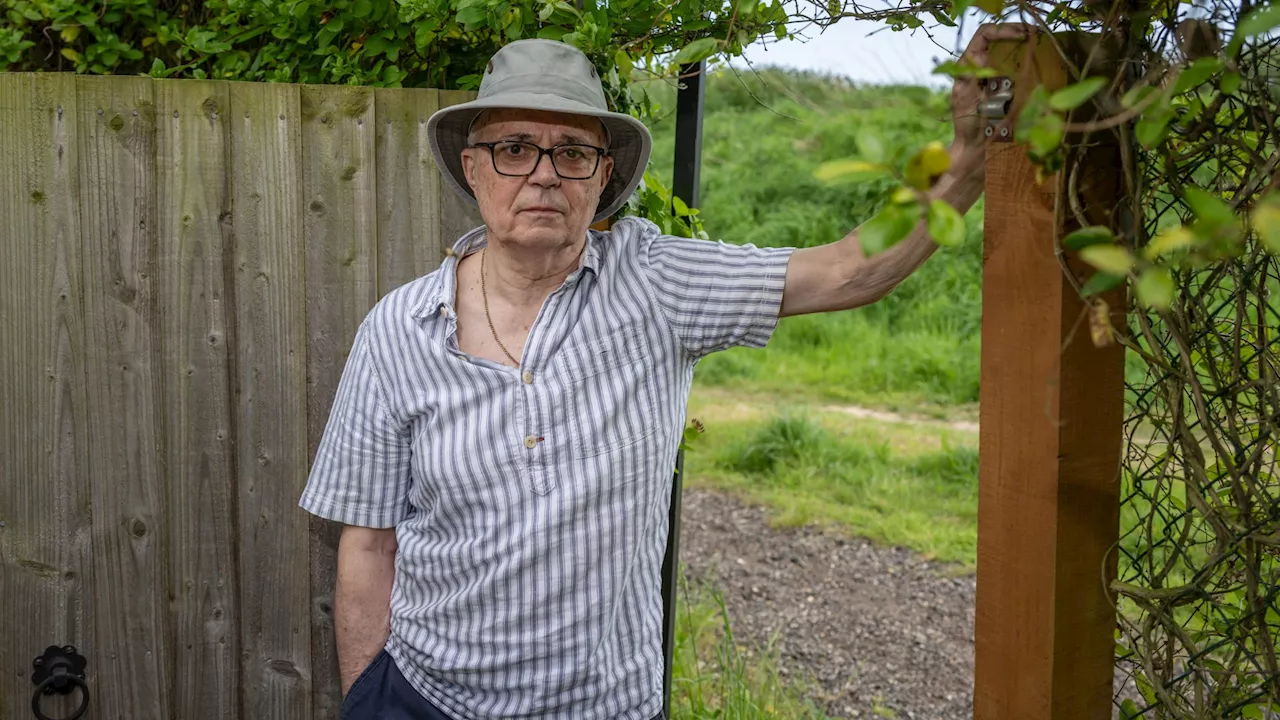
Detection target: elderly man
<box><xmin>301</xmin><ymin>27</ymin><xmax>1026</xmax><ymax>720</ymax></box>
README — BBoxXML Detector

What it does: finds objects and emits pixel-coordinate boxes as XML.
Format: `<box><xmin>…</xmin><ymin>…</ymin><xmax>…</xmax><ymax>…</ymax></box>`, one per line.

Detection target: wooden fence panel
<box><xmin>0</xmin><ymin>72</ymin><xmax>95</xmax><ymax>720</ymax></box>
<box><xmin>155</xmin><ymin>78</ymin><xmax>241</xmax><ymax>720</ymax></box>
<box><xmin>300</xmin><ymin>84</ymin><xmax>380</xmax><ymax>719</ymax></box>
<box><xmin>1</xmin><ymin>74</ymin><xmax>479</xmax><ymax>719</ymax></box>
<box><xmin>228</xmin><ymin>80</ymin><xmax>312</xmax><ymax>720</ymax></box>
<box><xmin>76</xmin><ymin>74</ymin><xmax>171</xmax><ymax>719</ymax></box>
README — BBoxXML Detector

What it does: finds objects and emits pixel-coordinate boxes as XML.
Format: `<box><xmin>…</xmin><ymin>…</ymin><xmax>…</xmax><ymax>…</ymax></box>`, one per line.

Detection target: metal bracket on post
<box><xmin>982</xmin><ymin>77</ymin><xmax>1015</xmax><ymax>143</ymax></box>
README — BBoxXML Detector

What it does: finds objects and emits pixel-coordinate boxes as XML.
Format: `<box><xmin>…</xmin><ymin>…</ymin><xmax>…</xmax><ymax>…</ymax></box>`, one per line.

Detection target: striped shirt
<box><xmin>299</xmin><ymin>215</ymin><xmax>794</xmax><ymax>720</ymax></box>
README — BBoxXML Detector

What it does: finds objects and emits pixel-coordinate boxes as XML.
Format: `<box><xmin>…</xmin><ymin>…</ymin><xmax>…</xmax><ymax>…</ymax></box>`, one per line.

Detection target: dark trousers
<box><xmin>339</xmin><ymin>650</ymin><xmax>664</xmax><ymax>720</ymax></box>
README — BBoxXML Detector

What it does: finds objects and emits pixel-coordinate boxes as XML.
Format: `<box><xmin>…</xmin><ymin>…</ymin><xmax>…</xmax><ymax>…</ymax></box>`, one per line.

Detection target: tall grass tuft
<box><xmin>671</xmin><ymin>575</ymin><xmax>832</xmax><ymax>720</ymax></box>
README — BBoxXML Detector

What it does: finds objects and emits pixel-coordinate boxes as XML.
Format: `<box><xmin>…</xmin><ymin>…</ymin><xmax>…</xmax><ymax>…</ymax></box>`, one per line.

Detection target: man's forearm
<box><xmin>838</xmin><ymin>145</ymin><xmax>986</xmax><ymax>301</ymax></box>
<box><xmin>780</xmin><ymin>144</ymin><xmax>986</xmax><ymax>317</ymax></box>
<box><xmin>336</xmin><ymin>527</ymin><xmax>398</xmax><ymax>695</ymax></box>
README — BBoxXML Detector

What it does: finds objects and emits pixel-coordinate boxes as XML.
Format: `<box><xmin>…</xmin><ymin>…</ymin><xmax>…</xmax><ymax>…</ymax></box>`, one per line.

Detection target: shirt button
<box><xmin>522</xmin><ymin>370</ymin><xmax>534</xmax><ymax>385</ymax></box>
<box><xmin>524</xmin><ymin>435</ymin><xmax>537</xmax><ymax>449</ymax></box>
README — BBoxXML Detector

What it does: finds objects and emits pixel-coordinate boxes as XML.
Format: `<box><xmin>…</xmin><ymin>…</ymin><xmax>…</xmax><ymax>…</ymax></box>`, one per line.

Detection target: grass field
<box><xmin>654</xmin><ymin>68</ymin><xmax>982</xmax><ymax>719</ymax></box>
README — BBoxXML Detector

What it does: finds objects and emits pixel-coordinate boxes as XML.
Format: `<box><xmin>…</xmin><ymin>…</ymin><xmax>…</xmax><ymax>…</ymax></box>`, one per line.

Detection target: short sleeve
<box><xmin>637</xmin><ymin>225</ymin><xmax>794</xmax><ymax>359</ymax></box>
<box><xmin>299</xmin><ymin>321</ymin><xmax>412</xmax><ymax>528</ymax></box>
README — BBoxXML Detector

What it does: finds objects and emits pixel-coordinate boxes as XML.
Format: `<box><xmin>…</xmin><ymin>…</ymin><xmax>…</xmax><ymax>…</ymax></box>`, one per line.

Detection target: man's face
<box><xmin>461</xmin><ymin>109</ymin><xmax>614</xmax><ymax>248</ymax></box>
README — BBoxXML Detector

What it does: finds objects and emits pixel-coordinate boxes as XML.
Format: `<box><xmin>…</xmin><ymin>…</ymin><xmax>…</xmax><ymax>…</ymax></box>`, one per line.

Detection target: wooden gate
<box><xmin>0</xmin><ymin>73</ymin><xmax>478</xmax><ymax>720</ymax></box>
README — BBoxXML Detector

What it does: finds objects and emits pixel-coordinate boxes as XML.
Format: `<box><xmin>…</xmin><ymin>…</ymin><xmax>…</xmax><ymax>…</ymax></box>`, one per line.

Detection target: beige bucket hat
<box><xmin>427</xmin><ymin>39</ymin><xmax>653</xmax><ymax>224</ymax></box>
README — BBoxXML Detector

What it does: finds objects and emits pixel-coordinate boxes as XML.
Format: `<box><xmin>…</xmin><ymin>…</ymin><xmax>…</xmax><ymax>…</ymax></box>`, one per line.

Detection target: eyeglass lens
<box><xmin>491</xmin><ymin>141</ymin><xmax>600</xmax><ymax>179</ymax></box>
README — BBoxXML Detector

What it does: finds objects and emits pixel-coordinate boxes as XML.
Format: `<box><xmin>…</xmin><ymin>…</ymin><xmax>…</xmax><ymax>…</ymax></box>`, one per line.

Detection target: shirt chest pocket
<box><xmin>559</xmin><ymin>330</ymin><xmax>661</xmax><ymax>460</ymax></box>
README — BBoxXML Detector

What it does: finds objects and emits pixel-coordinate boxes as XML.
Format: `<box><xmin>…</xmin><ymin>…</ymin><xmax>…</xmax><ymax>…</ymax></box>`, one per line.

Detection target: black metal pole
<box><xmin>671</xmin><ymin>61</ymin><xmax>706</xmax><ymax>209</ymax></box>
<box><xmin>661</xmin><ymin>58</ymin><xmax>705</xmax><ymax>720</ymax></box>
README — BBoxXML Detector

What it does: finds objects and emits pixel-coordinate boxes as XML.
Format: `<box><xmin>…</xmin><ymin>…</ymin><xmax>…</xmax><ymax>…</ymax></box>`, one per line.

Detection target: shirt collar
<box><xmin>410</xmin><ymin>225</ymin><xmax>602</xmax><ymax>321</ymax></box>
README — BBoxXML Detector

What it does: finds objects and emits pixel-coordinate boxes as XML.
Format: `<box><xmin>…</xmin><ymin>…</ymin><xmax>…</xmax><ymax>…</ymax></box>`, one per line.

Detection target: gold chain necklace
<box><xmin>480</xmin><ymin>247</ymin><xmax>521</xmax><ymax>368</ymax></box>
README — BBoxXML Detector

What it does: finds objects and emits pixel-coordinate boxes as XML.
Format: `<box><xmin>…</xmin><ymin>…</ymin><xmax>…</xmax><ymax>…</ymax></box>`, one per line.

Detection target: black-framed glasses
<box><xmin>469</xmin><ymin>141</ymin><xmax>608</xmax><ymax>180</ymax></box>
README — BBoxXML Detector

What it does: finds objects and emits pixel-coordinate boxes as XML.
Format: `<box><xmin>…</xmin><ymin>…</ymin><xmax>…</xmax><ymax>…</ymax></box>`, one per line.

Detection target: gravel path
<box><xmin>680</xmin><ymin>486</ymin><xmax>978</xmax><ymax>720</ymax></box>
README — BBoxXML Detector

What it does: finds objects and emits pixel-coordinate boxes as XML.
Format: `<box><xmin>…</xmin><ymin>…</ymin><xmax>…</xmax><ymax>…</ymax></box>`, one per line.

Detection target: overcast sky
<box><xmin>731</xmin><ymin>17</ymin><xmax>979</xmax><ymax>87</ymax></box>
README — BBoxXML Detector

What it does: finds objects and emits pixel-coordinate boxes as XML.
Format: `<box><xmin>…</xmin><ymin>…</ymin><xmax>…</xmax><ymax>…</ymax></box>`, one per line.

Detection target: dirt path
<box><xmin>681</xmin><ymin>486</ymin><xmax>977</xmax><ymax>720</ymax></box>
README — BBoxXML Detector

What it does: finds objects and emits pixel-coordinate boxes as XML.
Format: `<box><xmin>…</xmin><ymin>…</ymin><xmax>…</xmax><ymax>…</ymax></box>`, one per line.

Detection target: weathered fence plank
<box><xmin>438</xmin><ymin>89</ymin><xmax>485</xmax><ymax>249</ymax></box>
<box><xmin>974</xmin><ymin>35</ymin><xmax>1126</xmax><ymax>720</ymax></box>
<box><xmin>0</xmin><ymin>72</ymin><xmax>95</xmax><ymax>720</ymax></box>
<box><xmin>228</xmin><ymin>80</ymin><xmax>312</xmax><ymax>720</ymax></box>
<box><xmin>374</xmin><ymin>88</ymin><xmax>446</xmax><ymax>294</ymax></box>
<box><xmin>300</xmin><ymin>84</ymin><xmax>379</xmax><ymax>719</ymax></box>
<box><xmin>155</xmin><ymin>78</ymin><xmax>241</xmax><ymax>720</ymax></box>
<box><xmin>76</xmin><ymin>74</ymin><xmax>171</xmax><ymax>719</ymax></box>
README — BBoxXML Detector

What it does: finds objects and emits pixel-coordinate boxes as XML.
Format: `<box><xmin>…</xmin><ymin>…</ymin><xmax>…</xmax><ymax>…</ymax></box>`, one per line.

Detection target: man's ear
<box><xmin>461</xmin><ymin>149</ymin><xmax>478</xmax><ymax>189</ymax></box>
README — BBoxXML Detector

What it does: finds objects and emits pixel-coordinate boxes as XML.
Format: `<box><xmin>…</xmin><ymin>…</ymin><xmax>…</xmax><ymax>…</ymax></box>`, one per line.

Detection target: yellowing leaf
<box><xmin>905</xmin><ymin>141</ymin><xmax>951</xmax><ymax>190</ymax></box>
<box><xmin>1254</xmin><ymin>203</ymin><xmax>1280</xmax><ymax>253</ymax></box>
<box><xmin>1080</xmin><ymin>245</ymin><xmax>1135</xmax><ymax>275</ymax></box>
<box><xmin>60</xmin><ymin>26</ymin><xmax>81</xmax><ymax>43</ymax></box>
<box><xmin>1135</xmin><ymin>267</ymin><xmax>1174</xmax><ymax>310</ymax></box>
<box><xmin>1088</xmin><ymin>298</ymin><xmax>1115</xmax><ymax>347</ymax></box>
<box><xmin>813</xmin><ymin>159</ymin><xmax>890</xmax><ymax>183</ymax></box>
<box><xmin>1144</xmin><ymin>226</ymin><xmax>1195</xmax><ymax>259</ymax></box>
<box><xmin>974</xmin><ymin>0</ymin><xmax>1003</xmax><ymax>15</ymax></box>
<box><xmin>60</xmin><ymin>48</ymin><xmax>83</xmax><ymax>64</ymax></box>
<box><xmin>927</xmin><ymin>199</ymin><xmax>965</xmax><ymax>247</ymax></box>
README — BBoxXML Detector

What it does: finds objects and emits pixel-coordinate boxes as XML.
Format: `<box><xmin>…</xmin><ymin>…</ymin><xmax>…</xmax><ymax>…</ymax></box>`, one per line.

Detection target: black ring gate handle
<box><xmin>30</xmin><ymin>645</ymin><xmax>90</xmax><ymax>720</ymax></box>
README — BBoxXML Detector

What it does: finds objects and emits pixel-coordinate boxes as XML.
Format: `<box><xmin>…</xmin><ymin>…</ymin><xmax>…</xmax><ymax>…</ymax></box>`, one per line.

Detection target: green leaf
<box><xmin>931</xmin><ymin>59</ymin><xmax>998</xmax><ymax>78</ymax></box>
<box><xmin>927</xmin><ymin>199</ymin><xmax>965</xmax><ymax>247</ymax></box>
<box><xmin>1081</xmin><ymin>271</ymin><xmax>1124</xmax><ymax>297</ymax></box>
<box><xmin>456</xmin><ymin>6</ymin><xmax>487</xmax><ymax>26</ymax></box>
<box><xmin>1172</xmin><ymin>57</ymin><xmax>1223</xmax><ymax>95</ymax></box>
<box><xmin>1080</xmin><ymin>245</ymin><xmax>1135</xmax><ymax>274</ymax></box>
<box><xmin>351</xmin><ymin>0</ymin><xmax>373</xmax><ymax>17</ymax></box>
<box><xmin>1144</xmin><ymin>226</ymin><xmax>1195</xmax><ymax>259</ymax></box>
<box><xmin>860</xmin><ymin>202</ymin><xmax>922</xmax><ymax>255</ymax></box>
<box><xmin>738</xmin><ymin>0</ymin><xmax>760</xmax><ymax>16</ymax></box>
<box><xmin>1135</xmin><ymin>105</ymin><xmax>1174</xmax><ymax>148</ymax></box>
<box><xmin>1235</xmin><ymin>4</ymin><xmax>1280</xmax><ymax>44</ymax></box>
<box><xmin>1050</xmin><ymin>77</ymin><xmax>1106</xmax><ymax>111</ymax></box>
<box><xmin>813</xmin><ymin>159</ymin><xmax>891</xmax><ymax>183</ymax></box>
<box><xmin>1220</xmin><ymin>71</ymin><xmax>1242</xmax><ymax>95</ymax></box>
<box><xmin>1027</xmin><ymin>113</ymin><xmax>1065</xmax><ymax>157</ymax></box>
<box><xmin>1135</xmin><ymin>266</ymin><xmax>1174</xmax><ymax>310</ymax></box>
<box><xmin>1184</xmin><ymin>186</ymin><xmax>1235</xmax><ymax>227</ymax></box>
<box><xmin>856</xmin><ymin>126</ymin><xmax>886</xmax><ymax>164</ymax></box>
<box><xmin>415</xmin><ymin>23</ymin><xmax>436</xmax><ymax>49</ymax></box>
<box><xmin>536</xmin><ymin>26</ymin><xmax>566</xmax><ymax>40</ymax></box>
<box><xmin>1121</xmin><ymin>85</ymin><xmax>1156</xmax><ymax>109</ymax></box>
<box><xmin>1254</xmin><ymin>202</ymin><xmax>1280</xmax><ymax>253</ymax></box>
<box><xmin>672</xmin><ymin>195</ymin><xmax>691</xmax><ymax>216</ymax></box>
<box><xmin>1119</xmin><ymin>699</ymin><xmax>1141</xmax><ymax>720</ymax></box>
<box><xmin>673</xmin><ymin>37</ymin><xmax>719</xmax><ymax>65</ymax></box>
<box><xmin>1063</xmin><ymin>226</ymin><xmax>1115</xmax><ymax>251</ymax></box>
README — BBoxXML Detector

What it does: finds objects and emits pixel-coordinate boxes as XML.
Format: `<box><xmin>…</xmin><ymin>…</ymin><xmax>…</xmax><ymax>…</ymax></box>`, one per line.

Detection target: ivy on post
<box><xmin>974</xmin><ymin>32</ymin><xmax>1128</xmax><ymax>720</ymax></box>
